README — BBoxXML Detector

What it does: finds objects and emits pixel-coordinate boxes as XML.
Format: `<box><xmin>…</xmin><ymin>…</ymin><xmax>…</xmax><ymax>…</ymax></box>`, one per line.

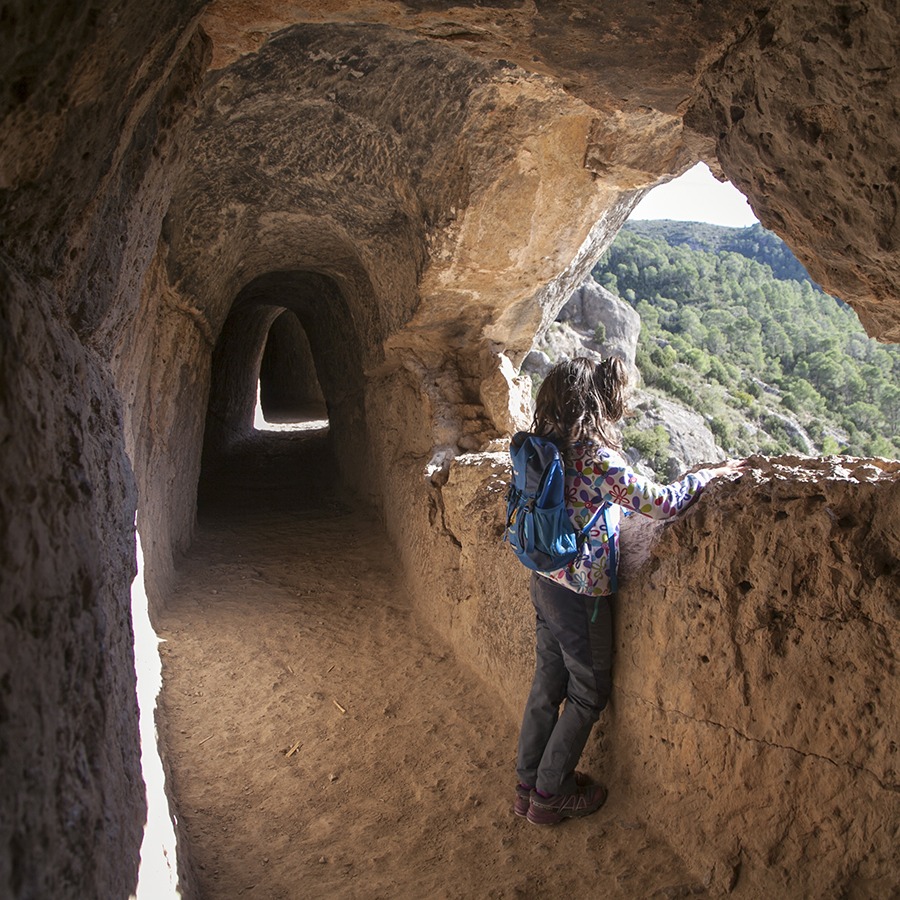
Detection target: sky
<box><xmin>629</xmin><ymin>162</ymin><xmax>759</xmax><ymax>228</ymax></box>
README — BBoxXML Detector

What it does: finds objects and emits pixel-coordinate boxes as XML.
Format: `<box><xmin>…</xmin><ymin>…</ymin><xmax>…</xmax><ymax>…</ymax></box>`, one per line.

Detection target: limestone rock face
<box><xmin>633</xmin><ymin>393</ymin><xmax>724</xmax><ymax>474</ymax></box>
<box><xmin>532</xmin><ymin>285</ymin><xmax>723</xmax><ymax>475</ymax></box>
<box><xmin>522</xmin><ymin>279</ymin><xmax>642</xmax><ymax>397</ymax></box>
<box><xmin>526</xmin><ymin>321</ymin><xmax>596</xmax><ymax>373</ymax></box>
<box><xmin>558</xmin><ymin>280</ymin><xmax>642</xmax><ymax>381</ymax></box>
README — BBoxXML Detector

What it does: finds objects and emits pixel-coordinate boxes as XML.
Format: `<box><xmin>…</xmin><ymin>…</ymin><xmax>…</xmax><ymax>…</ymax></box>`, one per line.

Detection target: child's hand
<box><xmin>708</xmin><ymin>459</ymin><xmax>745</xmax><ymax>478</ymax></box>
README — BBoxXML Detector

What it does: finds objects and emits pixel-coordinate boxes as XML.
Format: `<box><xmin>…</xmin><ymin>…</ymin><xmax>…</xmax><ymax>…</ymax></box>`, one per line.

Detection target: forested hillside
<box><xmin>591</xmin><ymin>221</ymin><xmax>900</xmax><ymax>464</ymax></box>
<box><xmin>623</xmin><ymin>220</ymin><xmax>814</xmax><ymax>284</ymax></box>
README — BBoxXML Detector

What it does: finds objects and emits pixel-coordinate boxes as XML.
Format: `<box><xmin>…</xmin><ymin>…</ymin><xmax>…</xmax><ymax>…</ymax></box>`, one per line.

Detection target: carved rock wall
<box><xmin>115</xmin><ymin>245</ymin><xmax>215</xmax><ymax>614</ymax></box>
<box><xmin>439</xmin><ymin>455</ymin><xmax>900</xmax><ymax>895</ymax></box>
<box><xmin>0</xmin><ymin>270</ymin><xmax>144</xmax><ymax>898</ymax></box>
<box><xmin>1</xmin><ymin>4</ymin><xmax>208</xmax><ymax>895</ymax></box>
<box><xmin>3</xmin><ymin>1</ymin><xmax>900</xmax><ymax>896</ymax></box>
<box><xmin>607</xmin><ymin>456</ymin><xmax>899</xmax><ymax>895</ymax></box>
<box><xmin>686</xmin><ymin>0</ymin><xmax>900</xmax><ymax>341</ymax></box>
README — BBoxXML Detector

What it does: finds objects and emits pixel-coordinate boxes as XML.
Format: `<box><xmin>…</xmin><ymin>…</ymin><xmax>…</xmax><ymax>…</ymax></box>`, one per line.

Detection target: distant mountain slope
<box><xmin>624</xmin><ymin>220</ymin><xmax>814</xmax><ymax>285</ymax></box>
<box><xmin>588</xmin><ymin>222</ymin><xmax>900</xmax><ymax>467</ymax></box>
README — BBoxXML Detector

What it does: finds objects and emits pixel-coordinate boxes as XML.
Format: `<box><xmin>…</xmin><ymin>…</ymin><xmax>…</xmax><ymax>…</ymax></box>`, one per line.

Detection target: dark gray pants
<box><xmin>515</xmin><ymin>573</ymin><xmax>613</xmax><ymax>795</ymax></box>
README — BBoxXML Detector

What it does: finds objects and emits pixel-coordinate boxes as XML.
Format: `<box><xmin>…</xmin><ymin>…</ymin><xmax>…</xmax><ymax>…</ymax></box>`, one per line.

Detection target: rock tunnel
<box><xmin>257</xmin><ymin>309</ymin><xmax>326</xmax><ymax>424</ymax></box>
<box><xmin>1</xmin><ymin>2</ymin><xmax>898</xmax><ymax>897</ymax></box>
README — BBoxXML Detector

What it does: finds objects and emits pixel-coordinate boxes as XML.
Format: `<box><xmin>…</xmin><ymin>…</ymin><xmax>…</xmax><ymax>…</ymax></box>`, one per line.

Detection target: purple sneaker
<box><xmin>513</xmin><ymin>771</ymin><xmax>594</xmax><ymax>818</ymax></box>
<box><xmin>514</xmin><ymin>783</ymin><xmax>533</xmax><ymax>817</ymax></box>
<box><xmin>526</xmin><ymin>782</ymin><xmax>607</xmax><ymax>825</ymax></box>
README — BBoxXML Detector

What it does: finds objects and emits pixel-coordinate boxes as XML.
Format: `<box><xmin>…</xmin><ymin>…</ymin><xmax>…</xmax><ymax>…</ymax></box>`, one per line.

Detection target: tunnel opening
<box><xmin>630</xmin><ymin>161</ymin><xmax>758</xmax><ymax>228</ymax></box>
<box><xmin>523</xmin><ymin>162</ymin><xmax>900</xmax><ymax>476</ymax></box>
<box><xmin>255</xmin><ymin>309</ymin><xmax>329</xmax><ymax>432</ymax></box>
<box><xmin>197</xmin><ymin>270</ymin><xmax>370</xmax><ymax>522</ymax></box>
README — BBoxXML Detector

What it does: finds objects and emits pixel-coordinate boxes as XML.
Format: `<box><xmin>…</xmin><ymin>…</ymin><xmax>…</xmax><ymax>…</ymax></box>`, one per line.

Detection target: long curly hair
<box><xmin>531</xmin><ymin>356</ymin><xmax>628</xmax><ymax>450</ymax></box>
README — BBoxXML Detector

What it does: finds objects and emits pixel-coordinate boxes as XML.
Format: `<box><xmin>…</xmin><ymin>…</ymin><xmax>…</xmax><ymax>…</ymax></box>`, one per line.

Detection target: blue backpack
<box><xmin>504</xmin><ymin>432</ymin><xmax>611</xmax><ymax>574</ymax></box>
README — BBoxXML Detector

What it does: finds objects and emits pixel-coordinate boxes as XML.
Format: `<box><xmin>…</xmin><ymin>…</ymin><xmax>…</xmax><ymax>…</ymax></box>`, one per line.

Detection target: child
<box><xmin>514</xmin><ymin>356</ymin><xmax>741</xmax><ymax>825</ymax></box>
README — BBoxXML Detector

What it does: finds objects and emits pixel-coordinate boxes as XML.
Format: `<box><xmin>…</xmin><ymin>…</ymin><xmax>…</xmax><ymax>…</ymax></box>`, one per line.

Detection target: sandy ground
<box><xmin>156</xmin><ymin>429</ymin><xmax>705</xmax><ymax>899</ymax></box>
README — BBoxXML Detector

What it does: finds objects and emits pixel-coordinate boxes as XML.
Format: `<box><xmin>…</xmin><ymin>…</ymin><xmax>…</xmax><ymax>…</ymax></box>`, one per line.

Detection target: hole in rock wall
<box><xmin>631</xmin><ymin>162</ymin><xmax>758</xmax><ymax>228</ymax></box>
<box><xmin>531</xmin><ymin>162</ymin><xmax>900</xmax><ymax>474</ymax></box>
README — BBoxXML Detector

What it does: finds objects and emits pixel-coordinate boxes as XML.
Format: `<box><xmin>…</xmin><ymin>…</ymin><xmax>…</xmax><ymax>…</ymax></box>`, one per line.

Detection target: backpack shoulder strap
<box><xmin>577</xmin><ymin>502</ymin><xmax>619</xmax><ymax>593</ymax></box>
<box><xmin>601</xmin><ymin>503</ymin><xmax>618</xmax><ymax>594</ymax></box>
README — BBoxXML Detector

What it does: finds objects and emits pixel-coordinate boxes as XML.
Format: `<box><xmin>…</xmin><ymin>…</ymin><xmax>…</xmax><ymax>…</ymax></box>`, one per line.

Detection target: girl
<box><xmin>514</xmin><ymin>356</ymin><xmax>740</xmax><ymax>825</ymax></box>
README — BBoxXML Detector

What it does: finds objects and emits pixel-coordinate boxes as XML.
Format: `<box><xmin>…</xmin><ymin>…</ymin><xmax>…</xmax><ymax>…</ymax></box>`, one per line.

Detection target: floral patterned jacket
<box><xmin>541</xmin><ymin>441</ymin><xmax>712</xmax><ymax>597</ymax></box>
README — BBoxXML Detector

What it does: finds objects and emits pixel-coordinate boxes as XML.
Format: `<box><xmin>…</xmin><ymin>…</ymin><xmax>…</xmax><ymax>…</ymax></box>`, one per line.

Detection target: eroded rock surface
<box><xmin>196</xmin><ymin>0</ymin><xmax>900</xmax><ymax>340</ymax></box>
<box><xmin>440</xmin><ymin>454</ymin><xmax>900</xmax><ymax>896</ymax></box>
<box><xmin>686</xmin><ymin>0</ymin><xmax>900</xmax><ymax>341</ymax></box>
<box><xmin>2</xmin><ymin>1</ymin><xmax>900</xmax><ymax>896</ymax></box>
<box><xmin>0</xmin><ymin>270</ymin><xmax>145</xmax><ymax>899</ymax></box>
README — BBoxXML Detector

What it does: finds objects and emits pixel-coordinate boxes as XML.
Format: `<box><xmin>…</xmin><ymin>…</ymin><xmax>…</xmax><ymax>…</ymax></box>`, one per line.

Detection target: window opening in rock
<box><xmin>631</xmin><ymin>162</ymin><xmax>758</xmax><ymax>228</ymax></box>
<box><xmin>522</xmin><ymin>161</ymin><xmax>900</xmax><ymax>476</ymax></box>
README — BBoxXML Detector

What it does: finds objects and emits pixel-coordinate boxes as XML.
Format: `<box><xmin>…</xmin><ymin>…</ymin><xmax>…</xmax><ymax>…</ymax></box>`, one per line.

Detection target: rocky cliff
<box><xmin>525</xmin><ymin>282</ymin><xmax>724</xmax><ymax>476</ymax></box>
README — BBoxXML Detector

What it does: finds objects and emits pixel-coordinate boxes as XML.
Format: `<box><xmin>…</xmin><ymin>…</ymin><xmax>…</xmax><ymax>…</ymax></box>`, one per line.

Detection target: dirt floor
<box><xmin>156</xmin><ymin>428</ymin><xmax>706</xmax><ymax>899</ymax></box>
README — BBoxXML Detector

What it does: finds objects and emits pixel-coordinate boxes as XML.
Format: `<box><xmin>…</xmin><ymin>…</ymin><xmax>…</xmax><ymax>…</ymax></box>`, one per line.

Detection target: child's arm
<box><xmin>590</xmin><ymin>449</ymin><xmax>738</xmax><ymax>519</ymax></box>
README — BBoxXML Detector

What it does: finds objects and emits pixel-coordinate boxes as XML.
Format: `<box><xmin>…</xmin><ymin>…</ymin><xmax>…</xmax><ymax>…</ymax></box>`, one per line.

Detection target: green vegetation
<box><xmin>621</xmin><ymin>423</ymin><xmax>671</xmax><ymax>475</ymax></box>
<box><xmin>623</xmin><ymin>220</ymin><xmax>814</xmax><ymax>284</ymax></box>
<box><xmin>592</xmin><ymin>221</ymin><xmax>900</xmax><ymax>461</ymax></box>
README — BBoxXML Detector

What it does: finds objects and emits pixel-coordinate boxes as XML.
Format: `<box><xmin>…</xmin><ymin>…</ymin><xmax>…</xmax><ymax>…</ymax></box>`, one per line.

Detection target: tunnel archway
<box><xmin>257</xmin><ymin>310</ymin><xmax>327</xmax><ymax>427</ymax></box>
<box><xmin>201</xmin><ymin>270</ymin><xmax>368</xmax><ymax>497</ymax></box>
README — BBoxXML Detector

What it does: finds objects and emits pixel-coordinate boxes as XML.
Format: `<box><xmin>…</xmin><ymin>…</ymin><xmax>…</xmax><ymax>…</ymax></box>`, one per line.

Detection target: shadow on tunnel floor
<box><xmin>197</xmin><ymin>427</ymin><xmax>344</xmax><ymax>521</ymax></box>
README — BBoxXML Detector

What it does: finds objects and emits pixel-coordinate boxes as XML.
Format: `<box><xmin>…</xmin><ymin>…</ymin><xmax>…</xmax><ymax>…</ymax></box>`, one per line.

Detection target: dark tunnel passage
<box><xmin>196</xmin><ymin>423</ymin><xmax>336</xmax><ymax>522</ymax></box>
<box><xmin>198</xmin><ymin>271</ymin><xmax>366</xmax><ymax>521</ymax></box>
<box><xmin>257</xmin><ymin>310</ymin><xmax>327</xmax><ymax>426</ymax></box>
